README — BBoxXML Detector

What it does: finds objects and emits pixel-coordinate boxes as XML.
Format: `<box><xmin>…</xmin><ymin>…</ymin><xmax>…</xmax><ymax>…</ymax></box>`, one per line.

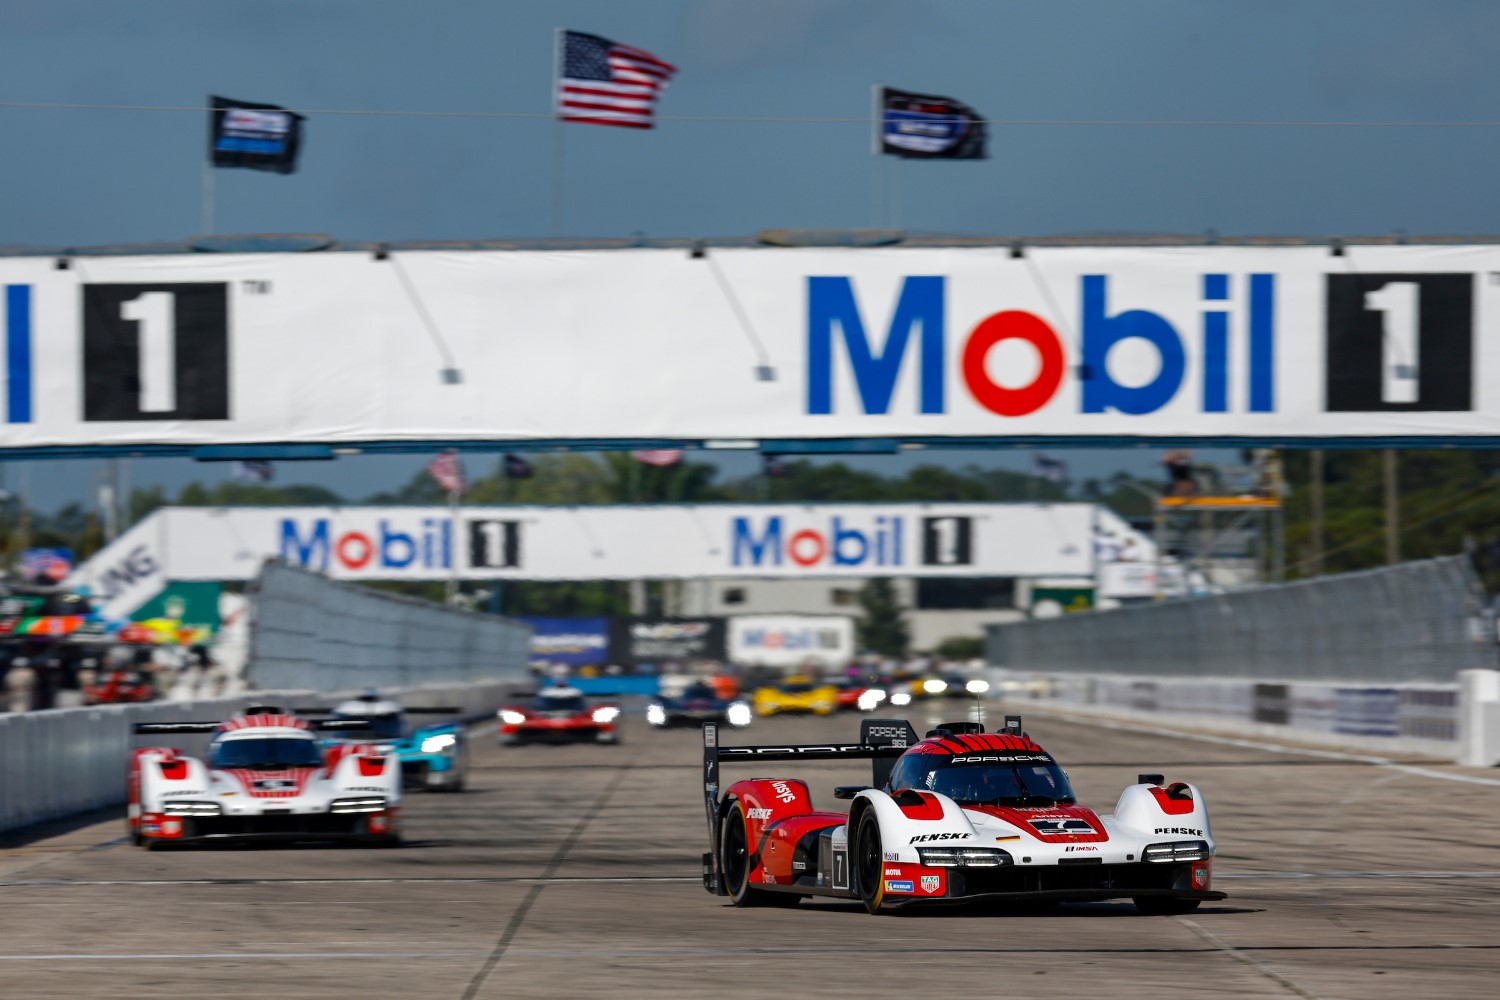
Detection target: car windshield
<box><xmin>893</xmin><ymin>756</ymin><xmax>1076</xmax><ymax>807</ymax></box>
<box><xmin>536</xmin><ymin>694</ymin><xmax>586</xmax><ymax>713</ymax></box>
<box><xmin>332</xmin><ymin>712</ymin><xmax>404</xmax><ymax>741</ymax></box>
<box><xmin>211</xmin><ymin>737</ymin><xmax>324</xmax><ymax>770</ymax></box>
<box><xmin>680</xmin><ymin>684</ymin><xmax>718</xmax><ymax>701</ymax></box>
<box><xmin>779</xmin><ymin>682</ymin><xmax>814</xmax><ymax>694</ymax></box>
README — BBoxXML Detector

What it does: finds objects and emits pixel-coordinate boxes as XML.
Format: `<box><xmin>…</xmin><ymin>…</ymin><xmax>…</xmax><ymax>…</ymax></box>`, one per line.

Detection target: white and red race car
<box><xmin>702</xmin><ymin>715</ymin><xmax>1226</xmax><ymax>914</ymax></box>
<box><xmin>128</xmin><ymin>707</ymin><xmax>403</xmax><ymax>848</ymax></box>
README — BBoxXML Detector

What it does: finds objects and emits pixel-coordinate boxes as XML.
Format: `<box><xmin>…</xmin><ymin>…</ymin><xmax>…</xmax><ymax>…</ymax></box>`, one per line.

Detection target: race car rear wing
<box><xmin>701</xmin><ymin>717</ymin><xmax>921</xmax><ymax>842</ymax></box>
<box><xmin>134</xmin><ymin>719</ymin><xmax>373</xmax><ymax>735</ymax></box>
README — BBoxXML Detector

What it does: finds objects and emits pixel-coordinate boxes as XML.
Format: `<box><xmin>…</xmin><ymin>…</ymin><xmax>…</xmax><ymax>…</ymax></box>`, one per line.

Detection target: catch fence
<box><xmin>247</xmin><ymin>560</ymin><xmax>532</xmax><ymax>691</ymax></box>
<box><xmin>987</xmin><ymin>556</ymin><xmax>1493</xmax><ymax>683</ymax></box>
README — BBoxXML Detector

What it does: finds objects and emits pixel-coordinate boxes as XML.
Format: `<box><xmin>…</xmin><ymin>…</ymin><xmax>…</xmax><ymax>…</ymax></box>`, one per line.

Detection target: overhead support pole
<box><xmin>1384</xmin><ymin>449</ymin><xmax>1400</xmax><ymax>566</ymax></box>
<box><xmin>1309</xmin><ymin>449</ymin><xmax>1324</xmax><ymax>576</ymax></box>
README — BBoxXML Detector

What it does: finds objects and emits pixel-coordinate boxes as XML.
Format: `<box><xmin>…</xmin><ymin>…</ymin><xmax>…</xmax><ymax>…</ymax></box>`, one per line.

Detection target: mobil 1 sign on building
<box><xmin>80</xmin><ymin>502</ymin><xmax>1092</xmax><ymax>586</ymax></box>
<box><xmin>0</xmin><ymin>242</ymin><xmax>1495</xmax><ymax>452</ymax></box>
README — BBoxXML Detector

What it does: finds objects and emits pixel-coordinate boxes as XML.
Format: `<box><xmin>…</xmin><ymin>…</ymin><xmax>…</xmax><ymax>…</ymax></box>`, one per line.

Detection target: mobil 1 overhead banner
<box><xmin>1</xmin><ymin>244</ymin><xmax>1497</xmax><ymax>450</ymax></box>
<box><xmin>85</xmin><ymin>502</ymin><xmax>1092</xmax><ymax>584</ymax></box>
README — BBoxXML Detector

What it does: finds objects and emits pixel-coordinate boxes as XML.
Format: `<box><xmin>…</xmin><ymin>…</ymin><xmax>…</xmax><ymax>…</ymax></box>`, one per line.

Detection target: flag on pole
<box><xmin>878</xmin><ymin>87</ymin><xmax>987</xmax><ymax>159</ymax></box>
<box><xmin>232</xmin><ymin>460</ymin><xmax>274</xmax><ymax>483</ymax></box>
<box><xmin>209</xmin><ymin>95</ymin><xmax>305</xmax><ymax>173</ymax></box>
<box><xmin>1033</xmin><ymin>452</ymin><xmax>1069</xmax><ymax>484</ymax></box>
<box><xmin>557</xmin><ymin>30</ymin><xmax>677</xmax><ymax>129</ymax></box>
<box><xmin>762</xmin><ymin>454</ymin><xmax>792</xmax><ymax>478</ymax></box>
<box><xmin>503</xmin><ymin>453</ymin><xmax>535</xmax><ymax>479</ymax></box>
<box><xmin>631</xmin><ymin>449</ymin><xmax>683</xmax><ymax>467</ymax></box>
<box><xmin>427</xmin><ymin>453</ymin><xmax>466</xmax><ymax>493</ymax></box>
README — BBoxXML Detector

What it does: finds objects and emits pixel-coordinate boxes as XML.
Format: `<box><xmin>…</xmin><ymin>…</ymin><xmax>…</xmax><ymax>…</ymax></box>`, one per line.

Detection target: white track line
<box><xmin>1031</xmin><ymin>708</ymin><xmax>1500</xmax><ymax>787</ymax></box>
<box><xmin>1180</xmin><ymin>918</ymin><xmax>1322</xmax><ymax>1000</ymax></box>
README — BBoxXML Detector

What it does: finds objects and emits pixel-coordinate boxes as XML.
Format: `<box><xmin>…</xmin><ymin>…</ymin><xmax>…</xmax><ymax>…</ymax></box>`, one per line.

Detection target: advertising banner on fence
<box><xmin>68</xmin><ymin>502</ymin><xmax>1096</xmax><ymax>589</ymax></box>
<box><xmin>728</xmin><ymin>614</ymin><xmax>855</xmax><ymax>668</ymax></box>
<box><xmin>609</xmin><ymin>617</ymin><xmax>726</xmax><ymax>665</ymax></box>
<box><xmin>515</xmin><ymin>616</ymin><xmax>609</xmax><ymax>667</ymax></box>
<box><xmin>5</xmin><ymin>244</ymin><xmax>1500</xmax><ymax>451</ymax></box>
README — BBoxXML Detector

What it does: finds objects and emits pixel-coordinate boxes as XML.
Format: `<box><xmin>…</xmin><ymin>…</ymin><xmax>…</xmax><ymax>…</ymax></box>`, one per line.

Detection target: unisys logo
<box><xmin>806</xmin><ymin>273</ymin><xmax>1275</xmax><ymax>417</ymax></box>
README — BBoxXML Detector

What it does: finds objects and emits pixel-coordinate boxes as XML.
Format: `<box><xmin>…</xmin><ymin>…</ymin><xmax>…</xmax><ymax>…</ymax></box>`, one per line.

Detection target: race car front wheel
<box><xmin>720</xmin><ymin>800</ymin><xmax>799</xmax><ymax>908</ymax></box>
<box><xmin>853</xmin><ymin>809</ymin><xmax>887</xmax><ymax>915</ymax></box>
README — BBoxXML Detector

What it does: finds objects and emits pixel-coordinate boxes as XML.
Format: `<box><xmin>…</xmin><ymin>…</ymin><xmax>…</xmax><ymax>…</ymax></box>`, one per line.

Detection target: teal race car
<box><xmin>316</xmin><ymin>692</ymin><xmax>469</xmax><ymax>792</ymax></box>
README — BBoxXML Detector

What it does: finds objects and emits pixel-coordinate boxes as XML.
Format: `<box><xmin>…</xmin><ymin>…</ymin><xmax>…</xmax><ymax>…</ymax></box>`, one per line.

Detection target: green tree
<box><xmin>856</xmin><ymin>577</ymin><xmax>909</xmax><ymax>657</ymax></box>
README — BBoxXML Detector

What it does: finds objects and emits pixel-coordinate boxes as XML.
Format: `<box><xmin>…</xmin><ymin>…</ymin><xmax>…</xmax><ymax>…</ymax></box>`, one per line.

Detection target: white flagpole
<box><xmin>202</xmin><ymin>94</ymin><xmax>216</xmax><ymax>234</ymax></box>
<box><xmin>871</xmin><ymin>84</ymin><xmax>882</xmax><ymax>226</ymax></box>
<box><xmin>550</xmin><ymin>27</ymin><xmax>565</xmax><ymax>237</ymax></box>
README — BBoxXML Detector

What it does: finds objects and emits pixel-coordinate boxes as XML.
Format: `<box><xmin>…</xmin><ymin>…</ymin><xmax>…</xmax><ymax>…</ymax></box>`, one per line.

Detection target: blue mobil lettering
<box><xmin>731</xmin><ymin>516</ymin><xmax>902</xmax><ymax>568</ymax></box>
<box><xmin>806</xmin><ymin>273</ymin><xmax>1275</xmax><ymax>417</ymax></box>
<box><xmin>279</xmin><ymin>518</ymin><xmax>452</xmax><ymax>572</ymax></box>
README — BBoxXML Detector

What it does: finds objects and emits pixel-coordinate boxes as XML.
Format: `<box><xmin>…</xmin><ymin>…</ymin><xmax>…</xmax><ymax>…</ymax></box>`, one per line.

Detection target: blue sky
<box><xmin>3</xmin><ymin>1</ymin><xmax>1496</xmax><ymax>509</ymax></box>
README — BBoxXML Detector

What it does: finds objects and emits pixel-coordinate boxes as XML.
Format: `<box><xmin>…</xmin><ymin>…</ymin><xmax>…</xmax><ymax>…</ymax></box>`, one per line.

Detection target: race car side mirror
<box><xmin>834</xmin><ymin>785</ymin><xmax>872</xmax><ymax>800</ymax></box>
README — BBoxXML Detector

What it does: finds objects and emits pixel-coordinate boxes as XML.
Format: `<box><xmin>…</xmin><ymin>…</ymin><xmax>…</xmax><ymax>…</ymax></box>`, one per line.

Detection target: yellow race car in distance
<box><xmin>752</xmin><ymin>676</ymin><xmax>838</xmax><ymax>717</ymax></box>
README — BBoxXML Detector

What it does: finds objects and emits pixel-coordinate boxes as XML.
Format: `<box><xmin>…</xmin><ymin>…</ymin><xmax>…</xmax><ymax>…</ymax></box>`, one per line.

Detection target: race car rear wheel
<box><xmin>1133</xmin><ymin>896</ymin><xmax>1202</xmax><ymax>915</ymax></box>
<box><xmin>853</xmin><ymin>809</ymin><xmax>887</xmax><ymax>915</ymax></box>
<box><xmin>721</xmin><ymin>800</ymin><xmax>799</xmax><ymax>908</ymax></box>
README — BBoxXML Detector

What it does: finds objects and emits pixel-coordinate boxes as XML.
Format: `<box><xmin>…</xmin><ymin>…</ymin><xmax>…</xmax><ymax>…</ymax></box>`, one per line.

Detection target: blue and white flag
<box><xmin>209</xmin><ymin>95</ymin><xmax>305</xmax><ymax>174</ymax></box>
<box><xmin>879</xmin><ymin>87</ymin><xmax>987</xmax><ymax>160</ymax></box>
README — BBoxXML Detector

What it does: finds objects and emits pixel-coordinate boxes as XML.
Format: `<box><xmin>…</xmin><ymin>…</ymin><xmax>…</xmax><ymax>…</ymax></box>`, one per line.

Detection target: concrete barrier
<box><xmin>991</xmin><ymin>669</ymin><xmax>1492</xmax><ymax>762</ymax></box>
<box><xmin>0</xmin><ymin>681</ymin><xmax>515</xmax><ymax>836</ymax></box>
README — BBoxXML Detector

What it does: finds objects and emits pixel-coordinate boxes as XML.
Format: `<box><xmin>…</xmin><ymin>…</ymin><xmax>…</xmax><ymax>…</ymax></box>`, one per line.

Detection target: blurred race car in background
<box><xmin>701</xmin><ymin>715</ymin><xmax>1224</xmax><ymax>914</ymax></box>
<box><xmin>752</xmin><ymin>675</ymin><xmax>838</xmax><ymax>717</ymax></box>
<box><xmin>128</xmin><ymin>707</ymin><xmax>401</xmax><ymax>848</ymax></box>
<box><xmin>499</xmin><ymin>685</ymin><xmax>621</xmax><ymax>745</ymax></box>
<box><xmin>315</xmin><ymin>691</ymin><xmax>468</xmax><ymax>792</ymax></box>
<box><xmin>647</xmin><ymin>680</ymin><xmax>752</xmax><ymax>728</ymax></box>
<box><xmin>833</xmin><ymin>676</ymin><xmax>886</xmax><ymax>712</ymax></box>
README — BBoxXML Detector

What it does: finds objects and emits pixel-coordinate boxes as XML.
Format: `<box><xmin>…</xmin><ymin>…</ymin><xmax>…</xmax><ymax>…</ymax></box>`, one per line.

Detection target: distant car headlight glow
<box><xmin>421</xmin><ymin>733</ymin><xmax>457</xmax><ymax>754</ymax></box>
<box><xmin>499</xmin><ymin>710</ymin><xmax>527</xmax><ymax>725</ymax></box>
<box><xmin>856</xmin><ymin>688</ymin><xmax>886</xmax><ymax>711</ymax></box>
<box><xmin>646</xmin><ymin>703</ymin><xmax>667</xmax><ymax>726</ymax></box>
<box><xmin>922</xmin><ymin>679</ymin><xmax>948</xmax><ymax>694</ymax></box>
<box><xmin>890</xmin><ymin>691</ymin><xmax>912</xmax><ymax>707</ymax></box>
<box><xmin>726</xmin><ymin>702</ymin><xmax>752</xmax><ymax>727</ymax></box>
<box><xmin>965</xmin><ymin>679</ymin><xmax>991</xmax><ymax>694</ymax></box>
<box><xmin>592</xmin><ymin>706</ymin><xmax>621</xmax><ymax>724</ymax></box>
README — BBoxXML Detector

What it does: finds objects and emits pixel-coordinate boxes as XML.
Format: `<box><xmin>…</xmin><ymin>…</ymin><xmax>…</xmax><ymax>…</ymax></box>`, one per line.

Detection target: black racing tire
<box><xmin>853</xmin><ymin>809</ymin><xmax>888</xmax><ymax>915</ymax></box>
<box><xmin>720</xmin><ymin>800</ymin><xmax>800</xmax><ymax>908</ymax></box>
<box><xmin>1133</xmin><ymin>896</ymin><xmax>1202</xmax><ymax>915</ymax></box>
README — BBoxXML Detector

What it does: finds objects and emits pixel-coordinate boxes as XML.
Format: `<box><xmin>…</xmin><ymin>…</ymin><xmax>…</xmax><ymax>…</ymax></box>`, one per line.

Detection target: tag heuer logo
<box><xmin>920</xmin><ymin>875</ymin><xmax>941</xmax><ymax>894</ymax></box>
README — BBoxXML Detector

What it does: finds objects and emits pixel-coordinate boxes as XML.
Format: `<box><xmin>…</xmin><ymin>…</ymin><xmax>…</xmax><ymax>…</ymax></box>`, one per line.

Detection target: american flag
<box><xmin>427</xmin><ymin>453</ymin><xmax>466</xmax><ymax>494</ymax></box>
<box><xmin>631</xmin><ymin>449</ymin><xmax>683</xmax><ymax>467</ymax></box>
<box><xmin>557</xmin><ymin>30</ymin><xmax>676</xmax><ymax>129</ymax></box>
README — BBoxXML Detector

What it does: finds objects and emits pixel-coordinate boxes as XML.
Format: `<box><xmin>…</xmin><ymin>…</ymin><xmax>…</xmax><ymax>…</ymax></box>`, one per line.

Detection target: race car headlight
<box><xmin>1144</xmin><ymin>840</ymin><xmax>1210</xmax><ymax>863</ymax></box>
<box><xmin>592</xmin><ymin>706</ymin><xmax>621</xmax><ymax>724</ymax></box>
<box><xmin>918</xmin><ymin>847</ymin><xmax>1011</xmax><ymax>868</ymax></box>
<box><xmin>856</xmin><ymin>688</ymin><xmax>886</xmax><ymax>711</ymax></box>
<box><xmin>162</xmin><ymin>801</ymin><xmax>221</xmax><ymax>816</ymax></box>
<box><xmin>330</xmin><ymin>796</ymin><xmax>388</xmax><ymax>814</ymax></box>
<box><xmin>645</xmin><ymin>703</ymin><xmax>667</xmax><ymax>726</ymax></box>
<box><xmin>726</xmin><ymin>702</ymin><xmax>752</xmax><ymax>727</ymax></box>
<box><xmin>965</xmin><ymin>679</ymin><xmax>991</xmax><ymax>695</ymax></box>
<box><xmin>499</xmin><ymin>710</ymin><xmax>527</xmax><ymax>725</ymax></box>
<box><xmin>420</xmin><ymin>733</ymin><xmax>457</xmax><ymax>754</ymax></box>
<box><xmin>890</xmin><ymin>692</ymin><xmax>912</xmax><ymax>707</ymax></box>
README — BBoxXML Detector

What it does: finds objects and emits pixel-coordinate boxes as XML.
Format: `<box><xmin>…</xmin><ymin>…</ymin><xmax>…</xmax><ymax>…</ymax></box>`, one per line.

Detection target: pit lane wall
<box><xmin>246</xmin><ymin>560</ymin><xmax>533</xmax><ymax>691</ymax></box>
<box><xmin>0</xmin><ymin>681</ymin><xmax>514</xmax><ymax>835</ymax></box>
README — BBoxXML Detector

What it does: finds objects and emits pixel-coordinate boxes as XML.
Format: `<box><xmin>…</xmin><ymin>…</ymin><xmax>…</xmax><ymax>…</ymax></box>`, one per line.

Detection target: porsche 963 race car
<box><xmin>701</xmin><ymin>716</ymin><xmax>1224</xmax><ymax>914</ymax></box>
<box><xmin>128</xmin><ymin>707</ymin><xmax>403</xmax><ymax>847</ymax></box>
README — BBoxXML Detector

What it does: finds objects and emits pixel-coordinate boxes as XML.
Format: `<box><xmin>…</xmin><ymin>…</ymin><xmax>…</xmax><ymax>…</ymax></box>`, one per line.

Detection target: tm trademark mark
<box><xmin>241</xmin><ymin>280</ymin><xmax>273</xmax><ymax>295</ymax></box>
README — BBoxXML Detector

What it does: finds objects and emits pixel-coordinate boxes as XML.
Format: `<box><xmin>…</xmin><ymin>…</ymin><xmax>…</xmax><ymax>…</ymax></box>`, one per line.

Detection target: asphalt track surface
<box><xmin>3</xmin><ymin>705</ymin><xmax>1500</xmax><ymax>999</ymax></box>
